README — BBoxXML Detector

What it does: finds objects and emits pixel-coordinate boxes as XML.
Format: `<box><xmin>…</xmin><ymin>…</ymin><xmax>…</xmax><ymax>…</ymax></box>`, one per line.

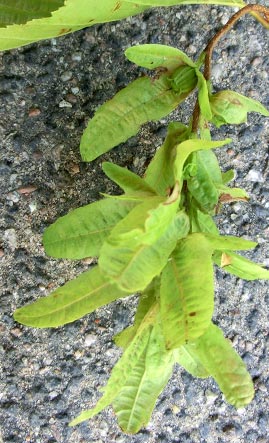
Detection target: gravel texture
<box><xmin>0</xmin><ymin>3</ymin><xmax>269</xmax><ymax>443</ymax></box>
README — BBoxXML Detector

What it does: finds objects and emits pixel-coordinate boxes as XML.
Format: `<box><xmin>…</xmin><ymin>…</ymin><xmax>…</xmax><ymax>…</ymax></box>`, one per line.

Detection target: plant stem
<box><xmin>192</xmin><ymin>4</ymin><xmax>269</xmax><ymax>133</ymax></box>
<box><xmin>204</xmin><ymin>4</ymin><xmax>269</xmax><ymax>81</ymax></box>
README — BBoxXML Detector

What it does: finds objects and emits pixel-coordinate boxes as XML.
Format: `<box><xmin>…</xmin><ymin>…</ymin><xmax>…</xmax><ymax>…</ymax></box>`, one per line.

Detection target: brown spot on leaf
<box><xmin>221</xmin><ymin>253</ymin><xmax>232</xmax><ymax>267</ymax></box>
<box><xmin>219</xmin><ymin>193</ymin><xmax>248</xmax><ymax>203</ymax></box>
<box><xmin>113</xmin><ymin>1</ymin><xmax>121</xmax><ymax>11</ymax></box>
<box><xmin>58</xmin><ymin>28</ymin><xmax>72</xmax><ymax>36</ymax></box>
<box><xmin>189</xmin><ymin>312</ymin><xmax>196</xmax><ymax>317</ymax></box>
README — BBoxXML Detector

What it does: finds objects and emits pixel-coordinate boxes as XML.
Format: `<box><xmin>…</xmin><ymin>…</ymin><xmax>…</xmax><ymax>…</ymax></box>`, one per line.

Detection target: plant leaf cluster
<box><xmin>0</xmin><ymin>0</ymin><xmax>251</xmax><ymax>51</ymax></box>
<box><xmin>14</xmin><ymin>42</ymin><xmax>269</xmax><ymax>434</ymax></box>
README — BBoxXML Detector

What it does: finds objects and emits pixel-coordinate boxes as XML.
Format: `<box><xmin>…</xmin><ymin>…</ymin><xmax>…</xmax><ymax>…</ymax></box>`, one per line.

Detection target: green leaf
<box><xmin>174</xmin><ymin>344</ymin><xmax>209</xmax><ymax>378</ymax></box>
<box><xmin>187</xmin><ymin>151</ymin><xmax>221</xmax><ymax>213</ymax></box>
<box><xmin>210</xmin><ymin>90</ymin><xmax>269</xmax><ymax>127</ymax></box>
<box><xmin>144</xmin><ymin>122</ymin><xmax>190</xmax><ymax>196</ymax></box>
<box><xmin>169</xmin><ymin>65</ymin><xmax>198</xmax><ymax>94</ymax></box>
<box><xmin>222</xmin><ymin>169</ymin><xmax>235</xmax><ymax>184</ymax></box>
<box><xmin>0</xmin><ymin>0</ymin><xmax>64</xmax><ymax>27</ymax></box>
<box><xmin>190</xmin><ymin>323</ymin><xmax>254</xmax><ymax>408</ymax></box>
<box><xmin>113</xmin><ymin>321</ymin><xmax>174</xmax><ymax>434</ymax></box>
<box><xmin>190</xmin><ymin>203</ymin><xmax>219</xmax><ymax>234</ymax></box>
<box><xmin>99</xmin><ymin>204</ymin><xmax>190</xmax><ymax>292</ymax></box>
<box><xmin>126</xmin><ymin>0</ymin><xmax>245</xmax><ymax>5</ymax></box>
<box><xmin>213</xmin><ymin>250</ymin><xmax>269</xmax><ymax>280</ymax></box>
<box><xmin>204</xmin><ymin>234</ymin><xmax>257</xmax><ymax>251</ymax></box>
<box><xmin>114</xmin><ymin>278</ymin><xmax>160</xmax><ymax>349</ymax></box>
<box><xmin>160</xmin><ymin>233</ymin><xmax>214</xmax><ymax>349</ymax></box>
<box><xmin>196</xmin><ymin>71</ymin><xmax>212</xmax><ymax>120</ymax></box>
<box><xmin>174</xmin><ymin>138</ymin><xmax>230</xmax><ymax>186</ymax></box>
<box><xmin>13</xmin><ymin>266</ymin><xmax>128</xmax><ymax>328</ymax></box>
<box><xmin>125</xmin><ymin>44</ymin><xmax>195</xmax><ymax>71</ymax></box>
<box><xmin>70</xmin><ymin>303</ymin><xmax>158</xmax><ymax>426</ymax></box>
<box><xmin>102</xmin><ymin>162</ymin><xmax>156</xmax><ymax>196</ymax></box>
<box><xmin>0</xmin><ymin>0</ymin><xmax>148</xmax><ymax>51</ymax></box>
<box><xmin>80</xmin><ymin>74</ymin><xmax>195</xmax><ymax>162</ymax></box>
<box><xmin>43</xmin><ymin>198</ymin><xmax>137</xmax><ymax>259</ymax></box>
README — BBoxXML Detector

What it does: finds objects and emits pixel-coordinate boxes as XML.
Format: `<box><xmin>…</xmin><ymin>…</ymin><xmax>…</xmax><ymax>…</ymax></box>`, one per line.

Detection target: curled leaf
<box><xmin>210</xmin><ymin>90</ymin><xmax>269</xmax><ymax>127</ymax></box>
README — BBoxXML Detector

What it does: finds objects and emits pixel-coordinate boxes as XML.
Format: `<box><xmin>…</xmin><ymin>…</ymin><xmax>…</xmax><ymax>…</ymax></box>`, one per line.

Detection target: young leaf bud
<box><xmin>169</xmin><ymin>65</ymin><xmax>198</xmax><ymax>95</ymax></box>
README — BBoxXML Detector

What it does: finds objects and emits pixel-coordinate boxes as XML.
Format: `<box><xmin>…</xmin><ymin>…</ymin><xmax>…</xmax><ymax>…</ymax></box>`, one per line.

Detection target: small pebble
<box><xmin>60</xmin><ymin>71</ymin><xmax>73</xmax><ymax>82</ymax></box>
<box><xmin>245</xmin><ymin>169</ymin><xmax>264</xmax><ymax>183</ymax></box>
<box><xmin>28</xmin><ymin>108</ymin><xmax>41</xmax><ymax>117</ymax></box>
<box><xmin>59</xmin><ymin>100</ymin><xmax>72</xmax><ymax>108</ymax></box>
<box><xmin>71</xmin><ymin>87</ymin><xmax>79</xmax><ymax>95</ymax></box>
<box><xmin>3</xmin><ymin>229</ymin><xmax>18</xmax><ymax>251</ymax></box>
<box><xmin>84</xmin><ymin>334</ymin><xmax>97</xmax><ymax>347</ymax></box>
<box><xmin>17</xmin><ymin>185</ymin><xmax>37</xmax><ymax>195</ymax></box>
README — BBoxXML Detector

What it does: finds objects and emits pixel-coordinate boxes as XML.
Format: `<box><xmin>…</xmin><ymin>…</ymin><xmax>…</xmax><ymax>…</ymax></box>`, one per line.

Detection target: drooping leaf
<box><xmin>102</xmin><ymin>162</ymin><xmax>156</xmax><ymax>196</ymax></box>
<box><xmin>160</xmin><ymin>233</ymin><xmax>214</xmax><ymax>349</ymax></box>
<box><xmin>190</xmin><ymin>323</ymin><xmax>254</xmax><ymax>408</ymax></box>
<box><xmin>43</xmin><ymin>198</ymin><xmax>137</xmax><ymax>259</ymax></box>
<box><xmin>71</xmin><ymin>327</ymin><xmax>152</xmax><ymax>426</ymax></box>
<box><xmin>144</xmin><ymin>122</ymin><xmax>190</xmax><ymax>196</ymax></box>
<box><xmin>114</xmin><ymin>278</ymin><xmax>160</xmax><ymax>348</ymax></box>
<box><xmin>204</xmin><ymin>234</ymin><xmax>257</xmax><ymax>251</ymax></box>
<box><xmin>0</xmin><ymin>0</ymin><xmax>64</xmax><ymax>27</ymax></box>
<box><xmin>99</xmin><ymin>205</ymin><xmax>190</xmax><ymax>292</ymax></box>
<box><xmin>174</xmin><ymin>138</ymin><xmax>230</xmax><ymax>186</ymax></box>
<box><xmin>210</xmin><ymin>90</ymin><xmax>269</xmax><ymax>127</ymax></box>
<box><xmin>0</xmin><ymin>0</ymin><xmax>148</xmax><ymax>51</ymax></box>
<box><xmin>80</xmin><ymin>74</ymin><xmax>194</xmax><ymax>162</ymax></box>
<box><xmin>213</xmin><ymin>250</ymin><xmax>269</xmax><ymax>280</ymax></box>
<box><xmin>70</xmin><ymin>303</ymin><xmax>158</xmax><ymax>426</ymax></box>
<box><xmin>125</xmin><ymin>44</ymin><xmax>195</xmax><ymax>71</ymax></box>
<box><xmin>113</xmin><ymin>321</ymin><xmax>174</xmax><ymax>434</ymax></box>
<box><xmin>174</xmin><ymin>344</ymin><xmax>209</xmax><ymax>378</ymax></box>
<box><xmin>13</xmin><ymin>266</ymin><xmax>128</xmax><ymax>328</ymax></box>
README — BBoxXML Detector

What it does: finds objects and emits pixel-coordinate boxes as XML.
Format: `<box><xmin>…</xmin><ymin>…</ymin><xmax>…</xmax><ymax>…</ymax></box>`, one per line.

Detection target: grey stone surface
<box><xmin>0</xmin><ymin>3</ymin><xmax>269</xmax><ymax>443</ymax></box>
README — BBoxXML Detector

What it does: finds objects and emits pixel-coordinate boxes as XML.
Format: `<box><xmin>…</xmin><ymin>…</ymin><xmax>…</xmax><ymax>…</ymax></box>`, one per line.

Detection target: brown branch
<box><xmin>204</xmin><ymin>4</ymin><xmax>269</xmax><ymax>81</ymax></box>
<box><xmin>191</xmin><ymin>4</ymin><xmax>269</xmax><ymax>133</ymax></box>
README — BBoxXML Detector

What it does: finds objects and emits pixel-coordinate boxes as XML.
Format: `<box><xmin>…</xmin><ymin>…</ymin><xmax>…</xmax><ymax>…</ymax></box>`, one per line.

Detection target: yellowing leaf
<box><xmin>0</xmin><ymin>0</ymin><xmax>148</xmax><ymax>51</ymax></box>
<box><xmin>102</xmin><ymin>162</ymin><xmax>156</xmax><ymax>196</ymax></box>
<box><xmin>174</xmin><ymin>344</ymin><xmax>209</xmax><ymax>378</ymax></box>
<box><xmin>210</xmin><ymin>90</ymin><xmax>269</xmax><ymax>127</ymax></box>
<box><xmin>160</xmin><ymin>233</ymin><xmax>214</xmax><ymax>349</ymax></box>
<box><xmin>80</xmin><ymin>75</ymin><xmax>195</xmax><ymax>162</ymax></box>
<box><xmin>144</xmin><ymin>122</ymin><xmax>190</xmax><ymax>196</ymax></box>
<box><xmin>43</xmin><ymin>198</ymin><xmax>137</xmax><ymax>259</ymax></box>
<box><xmin>213</xmin><ymin>250</ymin><xmax>269</xmax><ymax>280</ymax></box>
<box><xmin>13</xmin><ymin>266</ymin><xmax>128</xmax><ymax>327</ymax></box>
<box><xmin>113</xmin><ymin>321</ymin><xmax>174</xmax><ymax>434</ymax></box>
<box><xmin>70</xmin><ymin>322</ymin><xmax>152</xmax><ymax>426</ymax></box>
<box><xmin>221</xmin><ymin>252</ymin><xmax>233</xmax><ymax>267</ymax></box>
<box><xmin>190</xmin><ymin>323</ymin><xmax>254</xmax><ymax>408</ymax></box>
<box><xmin>126</xmin><ymin>0</ymin><xmax>245</xmax><ymax>5</ymax></box>
<box><xmin>99</xmin><ymin>205</ymin><xmax>189</xmax><ymax>292</ymax></box>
